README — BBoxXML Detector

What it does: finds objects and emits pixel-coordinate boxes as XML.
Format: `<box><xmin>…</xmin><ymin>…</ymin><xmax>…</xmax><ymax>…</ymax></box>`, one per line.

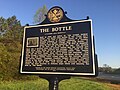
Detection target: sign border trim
<box><xmin>20</xmin><ymin>19</ymin><xmax>96</xmax><ymax>76</ymax></box>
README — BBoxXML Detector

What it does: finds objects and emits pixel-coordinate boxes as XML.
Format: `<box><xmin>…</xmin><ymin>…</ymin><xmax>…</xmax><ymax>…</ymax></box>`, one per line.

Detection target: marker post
<box><xmin>39</xmin><ymin>75</ymin><xmax>71</xmax><ymax>90</ymax></box>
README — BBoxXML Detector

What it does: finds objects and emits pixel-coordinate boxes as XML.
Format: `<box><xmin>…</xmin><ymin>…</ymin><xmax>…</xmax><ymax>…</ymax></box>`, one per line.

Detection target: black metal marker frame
<box><xmin>20</xmin><ymin>6</ymin><xmax>98</xmax><ymax>90</ymax></box>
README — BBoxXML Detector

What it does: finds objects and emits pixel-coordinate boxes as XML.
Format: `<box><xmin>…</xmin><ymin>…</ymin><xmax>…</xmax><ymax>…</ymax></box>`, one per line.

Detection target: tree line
<box><xmin>99</xmin><ymin>64</ymin><xmax>120</xmax><ymax>74</ymax></box>
<box><xmin>0</xmin><ymin>5</ymin><xmax>48</xmax><ymax>81</ymax></box>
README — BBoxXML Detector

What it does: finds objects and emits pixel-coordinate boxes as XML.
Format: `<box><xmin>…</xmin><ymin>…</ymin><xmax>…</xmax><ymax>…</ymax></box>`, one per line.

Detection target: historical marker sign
<box><xmin>20</xmin><ymin>6</ymin><xmax>98</xmax><ymax>76</ymax></box>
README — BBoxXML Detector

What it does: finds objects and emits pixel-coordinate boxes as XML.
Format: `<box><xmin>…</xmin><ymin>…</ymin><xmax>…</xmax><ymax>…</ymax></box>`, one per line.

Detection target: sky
<box><xmin>0</xmin><ymin>0</ymin><xmax>120</xmax><ymax>68</ymax></box>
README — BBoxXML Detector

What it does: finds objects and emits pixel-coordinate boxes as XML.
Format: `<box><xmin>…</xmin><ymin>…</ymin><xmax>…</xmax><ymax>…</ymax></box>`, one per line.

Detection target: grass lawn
<box><xmin>0</xmin><ymin>77</ymin><xmax>118</xmax><ymax>90</ymax></box>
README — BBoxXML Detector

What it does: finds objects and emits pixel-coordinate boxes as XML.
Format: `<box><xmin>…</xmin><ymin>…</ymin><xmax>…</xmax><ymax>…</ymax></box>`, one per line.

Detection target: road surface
<box><xmin>97</xmin><ymin>72</ymin><xmax>120</xmax><ymax>82</ymax></box>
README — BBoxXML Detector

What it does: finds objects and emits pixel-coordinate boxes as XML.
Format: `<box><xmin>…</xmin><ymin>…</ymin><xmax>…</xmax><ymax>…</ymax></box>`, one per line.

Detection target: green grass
<box><xmin>0</xmin><ymin>78</ymin><xmax>112</xmax><ymax>90</ymax></box>
<box><xmin>59</xmin><ymin>77</ymin><xmax>111</xmax><ymax>90</ymax></box>
<box><xmin>0</xmin><ymin>79</ymin><xmax>48</xmax><ymax>90</ymax></box>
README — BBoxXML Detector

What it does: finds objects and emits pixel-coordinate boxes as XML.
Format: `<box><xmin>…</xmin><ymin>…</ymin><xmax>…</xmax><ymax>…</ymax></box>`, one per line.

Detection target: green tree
<box><xmin>33</xmin><ymin>5</ymin><xmax>48</xmax><ymax>23</ymax></box>
<box><xmin>0</xmin><ymin>16</ymin><xmax>38</xmax><ymax>81</ymax></box>
<box><xmin>0</xmin><ymin>16</ymin><xmax>23</xmax><ymax>80</ymax></box>
<box><xmin>5</xmin><ymin>16</ymin><xmax>23</xmax><ymax>40</ymax></box>
<box><xmin>0</xmin><ymin>40</ymin><xmax>28</xmax><ymax>81</ymax></box>
<box><xmin>0</xmin><ymin>17</ymin><xmax>8</xmax><ymax>36</ymax></box>
<box><xmin>0</xmin><ymin>16</ymin><xmax>23</xmax><ymax>41</ymax></box>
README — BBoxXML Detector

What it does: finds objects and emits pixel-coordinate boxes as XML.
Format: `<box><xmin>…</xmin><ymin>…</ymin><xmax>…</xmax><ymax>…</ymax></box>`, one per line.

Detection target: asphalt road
<box><xmin>97</xmin><ymin>72</ymin><xmax>120</xmax><ymax>82</ymax></box>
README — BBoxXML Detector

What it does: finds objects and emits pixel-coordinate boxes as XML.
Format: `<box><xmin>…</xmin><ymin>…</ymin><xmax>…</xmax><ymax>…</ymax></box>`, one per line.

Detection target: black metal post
<box><xmin>49</xmin><ymin>77</ymin><xmax>59</xmax><ymax>90</ymax></box>
<box><xmin>39</xmin><ymin>75</ymin><xmax>71</xmax><ymax>90</ymax></box>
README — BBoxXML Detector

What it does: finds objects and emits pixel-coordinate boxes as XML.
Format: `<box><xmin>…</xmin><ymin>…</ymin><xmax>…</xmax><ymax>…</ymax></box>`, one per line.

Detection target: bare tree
<box><xmin>33</xmin><ymin>5</ymin><xmax>48</xmax><ymax>24</ymax></box>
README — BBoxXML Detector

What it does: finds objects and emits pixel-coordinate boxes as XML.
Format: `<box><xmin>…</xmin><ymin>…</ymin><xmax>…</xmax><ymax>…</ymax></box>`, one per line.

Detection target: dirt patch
<box><xmin>106</xmin><ymin>83</ymin><xmax>120</xmax><ymax>90</ymax></box>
